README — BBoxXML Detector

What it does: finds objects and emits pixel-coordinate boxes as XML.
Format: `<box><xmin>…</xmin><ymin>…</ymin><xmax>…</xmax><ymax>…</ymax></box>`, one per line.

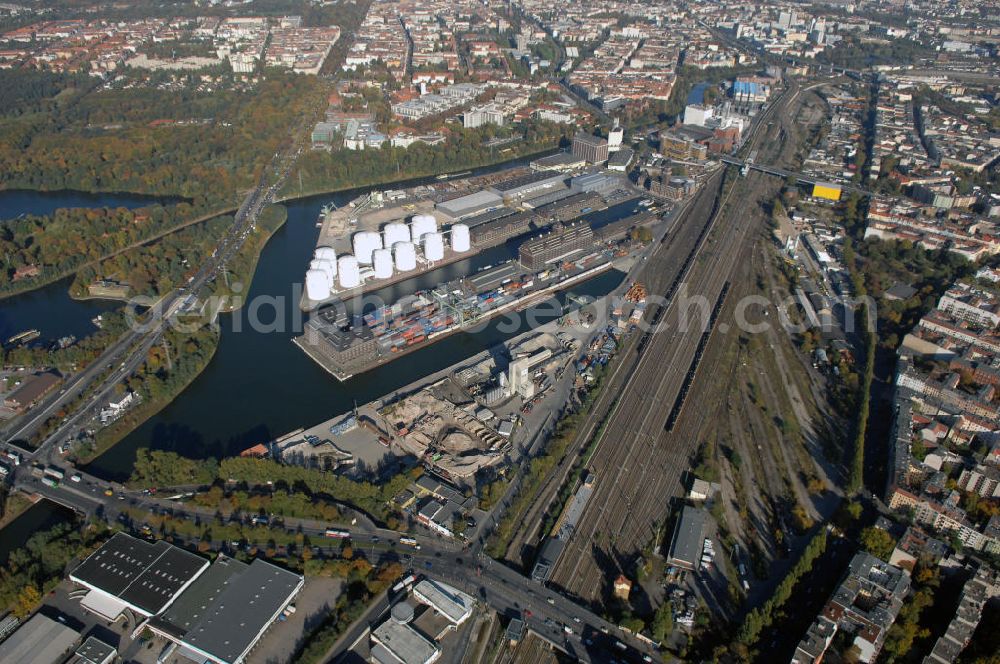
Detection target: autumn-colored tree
<box><xmin>13</xmin><ymin>584</ymin><xmax>40</xmax><ymax>618</ymax></box>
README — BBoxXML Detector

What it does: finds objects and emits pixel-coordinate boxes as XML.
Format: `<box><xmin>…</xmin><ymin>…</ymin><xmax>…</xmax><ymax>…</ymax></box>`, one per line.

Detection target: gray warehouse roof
<box><xmin>488</xmin><ymin>171</ymin><xmax>566</xmax><ymax>195</ymax></box>
<box><xmin>75</xmin><ymin>636</ymin><xmax>116</xmax><ymax>664</ymax></box>
<box><xmin>0</xmin><ymin>613</ymin><xmax>79</xmax><ymax>664</ymax></box>
<box><xmin>174</xmin><ymin>558</ymin><xmax>303</xmax><ymax>664</ymax></box>
<box><xmin>371</xmin><ymin>619</ymin><xmax>440</xmax><ymax>664</ymax></box>
<box><xmin>70</xmin><ymin>532</ymin><xmax>208</xmax><ymax>616</ymax></box>
<box><xmin>436</xmin><ymin>190</ymin><xmax>503</xmax><ymax>218</ymax></box>
<box><xmin>667</xmin><ymin>506</ymin><xmax>708</xmax><ymax>569</ymax></box>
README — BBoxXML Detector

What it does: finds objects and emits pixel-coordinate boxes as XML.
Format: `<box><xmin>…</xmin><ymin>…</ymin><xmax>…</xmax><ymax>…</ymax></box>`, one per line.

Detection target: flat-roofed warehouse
<box><xmin>666</xmin><ymin>505</ymin><xmax>708</xmax><ymax>571</ymax></box>
<box><xmin>412</xmin><ymin>578</ymin><xmax>474</xmax><ymax>625</ymax></box>
<box><xmin>370</xmin><ymin>618</ymin><xmax>441</xmax><ymax>664</ymax></box>
<box><xmin>70</xmin><ymin>531</ymin><xmax>209</xmax><ymax>618</ymax></box>
<box><xmin>70</xmin><ymin>534</ymin><xmax>303</xmax><ymax>664</ymax></box>
<box><xmin>435</xmin><ymin>190</ymin><xmax>503</xmax><ymax>220</ymax></box>
<box><xmin>530</xmin><ymin>151</ymin><xmax>585</xmax><ymax>172</ymax></box>
<box><xmin>0</xmin><ymin>613</ymin><xmax>79</xmax><ymax>664</ymax></box>
<box><xmin>148</xmin><ymin>556</ymin><xmax>303</xmax><ymax>664</ymax></box>
<box><xmin>487</xmin><ymin>171</ymin><xmax>567</xmax><ymax>203</ymax></box>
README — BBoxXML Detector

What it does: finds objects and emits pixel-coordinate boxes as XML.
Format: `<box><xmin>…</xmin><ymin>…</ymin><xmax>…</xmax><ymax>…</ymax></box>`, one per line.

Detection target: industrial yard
<box><xmin>293</xmin><ymin>163</ymin><xmax>663</xmax><ymax>380</ymax></box>
<box><xmin>299</xmin><ymin>166</ymin><xmax>635</xmax><ymax>310</ymax></box>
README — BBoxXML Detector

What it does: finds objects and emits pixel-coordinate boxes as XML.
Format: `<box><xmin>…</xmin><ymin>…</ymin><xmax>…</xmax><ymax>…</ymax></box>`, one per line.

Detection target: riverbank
<box><xmin>0</xmin><ymin>204</ymin><xmax>240</xmax><ymax>303</ymax></box>
<box><xmin>215</xmin><ymin>205</ymin><xmax>288</xmax><ymax>315</ymax></box>
<box><xmin>74</xmin><ymin>328</ymin><xmax>220</xmax><ymax>465</ymax></box>
<box><xmin>275</xmin><ymin>141</ymin><xmax>561</xmax><ymax>204</ymax></box>
<box><xmin>0</xmin><ymin>488</ymin><xmax>34</xmax><ymax>530</ymax></box>
<box><xmin>72</xmin><ymin>206</ymin><xmax>288</xmax><ymax>464</ymax></box>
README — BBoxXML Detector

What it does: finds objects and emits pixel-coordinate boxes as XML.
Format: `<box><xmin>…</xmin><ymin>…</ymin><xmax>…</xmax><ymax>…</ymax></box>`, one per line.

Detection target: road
<box><xmin>718</xmin><ymin>155</ymin><xmax>876</xmax><ymax>198</ymax></box>
<box><xmin>13</xmin><ymin>462</ymin><xmax>660</xmax><ymax>663</ymax></box>
<box><xmin>1</xmin><ymin>143</ymin><xmax>303</xmax><ymax>471</ymax></box>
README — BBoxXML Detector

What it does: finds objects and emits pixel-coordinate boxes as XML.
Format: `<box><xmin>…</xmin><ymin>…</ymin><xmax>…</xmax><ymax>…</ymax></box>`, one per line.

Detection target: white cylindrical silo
<box><xmin>352</xmin><ymin>231</ymin><xmax>382</xmax><ymax>265</ymax></box>
<box><xmin>337</xmin><ymin>255</ymin><xmax>361</xmax><ymax>289</ymax></box>
<box><xmin>422</xmin><ymin>232</ymin><xmax>444</xmax><ymax>261</ymax></box>
<box><xmin>372</xmin><ymin>248</ymin><xmax>393</xmax><ymax>279</ymax></box>
<box><xmin>314</xmin><ymin>258</ymin><xmax>337</xmax><ymax>286</ymax></box>
<box><xmin>450</xmin><ymin>224</ymin><xmax>470</xmax><ymax>252</ymax></box>
<box><xmin>314</xmin><ymin>246</ymin><xmax>337</xmax><ymax>261</ymax></box>
<box><xmin>410</xmin><ymin>214</ymin><xmax>438</xmax><ymax>243</ymax></box>
<box><xmin>393</xmin><ymin>241</ymin><xmax>417</xmax><ymax>272</ymax></box>
<box><xmin>383</xmin><ymin>222</ymin><xmax>410</xmax><ymax>248</ymax></box>
<box><xmin>305</xmin><ymin>269</ymin><xmax>331</xmax><ymax>301</ymax></box>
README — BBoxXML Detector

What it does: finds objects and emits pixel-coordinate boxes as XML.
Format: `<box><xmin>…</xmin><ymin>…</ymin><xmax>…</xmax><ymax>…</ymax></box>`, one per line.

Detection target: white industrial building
<box><xmin>683</xmin><ymin>104</ymin><xmax>714</xmax><ymax>127</ymax></box>
<box><xmin>412</xmin><ymin>579</ymin><xmax>475</xmax><ymax>626</ymax></box>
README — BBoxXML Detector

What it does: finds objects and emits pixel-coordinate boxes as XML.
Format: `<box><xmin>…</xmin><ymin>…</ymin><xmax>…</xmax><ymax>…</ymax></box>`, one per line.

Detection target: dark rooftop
<box><xmin>666</xmin><ymin>506</ymin><xmax>707</xmax><ymax>569</ymax></box>
<box><xmin>179</xmin><ymin>558</ymin><xmax>302</xmax><ymax>664</ymax></box>
<box><xmin>489</xmin><ymin>170</ymin><xmax>565</xmax><ymax>194</ymax></box>
<box><xmin>71</xmin><ymin>533</ymin><xmax>208</xmax><ymax>616</ymax></box>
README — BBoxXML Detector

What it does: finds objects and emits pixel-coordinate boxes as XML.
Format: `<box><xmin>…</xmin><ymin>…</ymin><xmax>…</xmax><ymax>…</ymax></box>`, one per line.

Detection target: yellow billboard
<box><xmin>812</xmin><ymin>183</ymin><xmax>842</xmax><ymax>201</ymax></box>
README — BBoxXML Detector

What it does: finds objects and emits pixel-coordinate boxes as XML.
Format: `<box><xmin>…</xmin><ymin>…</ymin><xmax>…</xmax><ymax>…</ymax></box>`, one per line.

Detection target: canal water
<box><xmin>0</xmin><ymin>498</ymin><xmax>75</xmax><ymax>564</ymax></box>
<box><xmin>0</xmin><ymin>188</ymin><xmax>174</xmax><ymax>343</ymax></box>
<box><xmin>86</xmin><ymin>188</ymin><xmax>624</xmax><ymax>480</ymax></box>
<box><xmin>0</xmin><ymin>159</ymin><xmax>631</xmax><ymax>482</ymax></box>
<box><xmin>687</xmin><ymin>82</ymin><xmax>710</xmax><ymax>105</ymax></box>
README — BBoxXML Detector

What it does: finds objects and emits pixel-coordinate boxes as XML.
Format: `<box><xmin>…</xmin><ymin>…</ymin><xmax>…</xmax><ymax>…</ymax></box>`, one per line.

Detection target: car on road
<box><xmin>104</xmin><ymin>488</ymin><xmax>114</xmax><ymax>496</ymax></box>
<box><xmin>69</xmin><ymin>473</ymin><xmax>81</xmax><ymax>482</ymax></box>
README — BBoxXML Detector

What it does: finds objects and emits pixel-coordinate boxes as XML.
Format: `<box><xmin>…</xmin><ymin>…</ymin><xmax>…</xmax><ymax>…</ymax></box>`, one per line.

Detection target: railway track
<box><xmin>500</xmin><ymin>176</ymin><xmax>727</xmax><ymax>568</ymax></box>
<box><xmin>544</xmin><ymin>79</ymin><xmax>815</xmax><ymax>604</ymax></box>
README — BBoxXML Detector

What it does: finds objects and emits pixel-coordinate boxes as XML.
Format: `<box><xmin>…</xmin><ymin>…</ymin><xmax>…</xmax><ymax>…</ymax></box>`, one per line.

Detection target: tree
<box><xmin>650</xmin><ymin>602</ymin><xmax>673</xmax><ymax>642</ymax></box>
<box><xmin>620</xmin><ymin>615</ymin><xmax>645</xmax><ymax>634</ymax></box>
<box><xmin>859</xmin><ymin>526</ymin><xmax>896</xmax><ymax>561</ymax></box>
<box><xmin>13</xmin><ymin>584</ymin><xmax>40</xmax><ymax>618</ymax></box>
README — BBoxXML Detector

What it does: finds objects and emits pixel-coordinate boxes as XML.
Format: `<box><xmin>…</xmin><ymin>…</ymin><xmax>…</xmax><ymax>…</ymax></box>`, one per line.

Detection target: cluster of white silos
<box><xmin>410</xmin><ymin>214</ymin><xmax>446</xmax><ymax>265</ymax></box>
<box><xmin>305</xmin><ymin>214</ymin><xmax>477</xmax><ymax>301</ymax></box>
<box><xmin>306</xmin><ymin>247</ymin><xmax>339</xmax><ymax>301</ymax></box>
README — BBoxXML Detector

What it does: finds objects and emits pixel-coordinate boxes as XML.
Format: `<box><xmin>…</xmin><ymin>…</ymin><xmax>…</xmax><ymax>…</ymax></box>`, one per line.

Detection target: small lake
<box><xmin>0</xmin><ymin>188</ymin><xmax>176</xmax><ymax>342</ymax></box>
<box><xmin>687</xmin><ymin>82</ymin><xmax>710</xmax><ymax>105</ymax></box>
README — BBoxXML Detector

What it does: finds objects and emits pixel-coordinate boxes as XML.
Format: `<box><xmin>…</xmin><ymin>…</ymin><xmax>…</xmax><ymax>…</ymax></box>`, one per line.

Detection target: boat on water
<box><xmin>317</xmin><ymin>203</ymin><xmax>336</xmax><ymax>227</ymax></box>
<box><xmin>6</xmin><ymin>329</ymin><xmax>40</xmax><ymax>346</ymax></box>
<box><xmin>435</xmin><ymin>170</ymin><xmax>472</xmax><ymax>181</ymax></box>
